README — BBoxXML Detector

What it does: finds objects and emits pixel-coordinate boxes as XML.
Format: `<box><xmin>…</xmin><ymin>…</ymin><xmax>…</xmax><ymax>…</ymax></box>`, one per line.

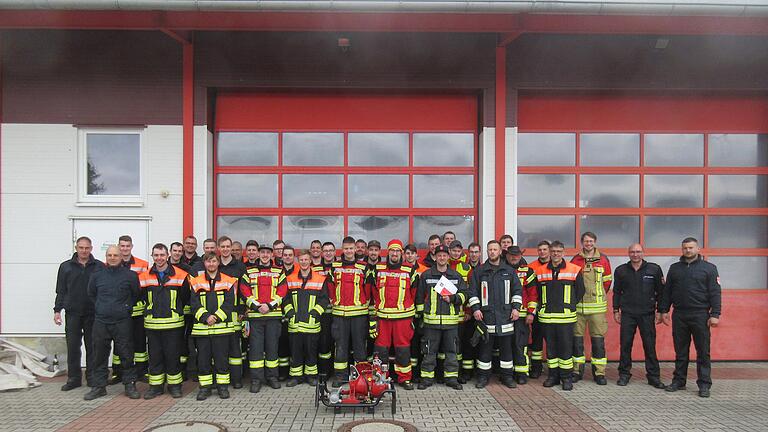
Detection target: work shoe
<box><xmin>61</xmin><ymin>380</ymin><xmax>81</xmax><ymax>391</ymax></box>
<box><xmin>168</xmin><ymin>384</ymin><xmax>183</xmax><ymax>398</ymax></box>
<box><xmin>286</xmin><ymin>378</ymin><xmax>299</xmax><ymax>387</ymax></box>
<box><xmin>108</xmin><ymin>374</ymin><xmax>122</xmax><ymax>385</ymax></box>
<box><xmin>516</xmin><ymin>374</ymin><xmax>528</xmax><ymax>385</ymax></box>
<box><xmin>445</xmin><ymin>379</ymin><xmax>463</xmax><ymax>390</ymax></box>
<box><xmin>401</xmin><ymin>380</ymin><xmax>415</xmax><ymax>390</ymax></box>
<box><xmin>501</xmin><ymin>376</ymin><xmax>517</xmax><ymax>389</ymax></box>
<box><xmin>594</xmin><ymin>375</ymin><xmax>607</xmax><ymax>386</ymax></box>
<box><xmin>306</xmin><ymin>376</ymin><xmax>318</xmax><ymax>387</ymax></box>
<box><xmin>143</xmin><ymin>385</ymin><xmax>164</xmax><ymax>400</ymax></box>
<box><xmin>665</xmin><ymin>381</ymin><xmax>686</xmax><ymax>392</ymax></box>
<box><xmin>83</xmin><ymin>387</ymin><xmax>107</xmax><ymax>401</ymax></box>
<box><xmin>266</xmin><ymin>379</ymin><xmax>281</xmax><ymax>389</ymax></box>
<box><xmin>124</xmin><ymin>383</ymin><xmax>140</xmax><ymax>399</ymax></box>
<box><xmin>648</xmin><ymin>379</ymin><xmax>666</xmax><ymax>389</ymax></box>
<box><xmin>458</xmin><ymin>372</ymin><xmax>470</xmax><ymax>384</ymax></box>
<box><xmin>561</xmin><ymin>377</ymin><xmax>573</xmax><ymax>391</ymax></box>
<box><xmin>529</xmin><ymin>363</ymin><xmax>542</xmax><ymax>379</ymax></box>
<box><xmin>249</xmin><ymin>380</ymin><xmax>262</xmax><ymax>394</ymax></box>
<box><xmin>617</xmin><ymin>375</ymin><xmax>630</xmax><ymax>386</ymax></box>
<box><xmin>232</xmin><ymin>380</ymin><xmax>243</xmax><ymax>389</ymax></box>
<box><xmin>698</xmin><ymin>388</ymin><xmax>711</xmax><ymax>398</ymax></box>
<box><xmin>543</xmin><ymin>376</ymin><xmax>560</xmax><ymax>388</ymax></box>
<box><xmin>217</xmin><ymin>385</ymin><xmax>230</xmax><ymax>399</ymax></box>
<box><xmin>475</xmin><ymin>376</ymin><xmax>489</xmax><ymax>389</ymax></box>
<box><xmin>417</xmin><ymin>379</ymin><xmax>433</xmax><ymax>390</ymax></box>
<box><xmin>196</xmin><ymin>387</ymin><xmax>212</xmax><ymax>401</ymax></box>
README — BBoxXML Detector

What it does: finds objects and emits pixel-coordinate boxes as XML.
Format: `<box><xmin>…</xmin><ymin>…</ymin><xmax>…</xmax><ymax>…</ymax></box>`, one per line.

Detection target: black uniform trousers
<box><xmin>512</xmin><ymin>319</ymin><xmax>530</xmax><ymax>375</ymax></box>
<box><xmin>195</xmin><ymin>334</ymin><xmax>230</xmax><ymax>387</ymax></box>
<box><xmin>92</xmin><ymin>318</ymin><xmax>136</xmax><ymax>388</ymax></box>
<box><xmin>332</xmin><ymin>315</ymin><xmax>368</xmax><ymax>378</ymax></box>
<box><xmin>459</xmin><ymin>319</ymin><xmax>475</xmax><ymax>374</ymax></box>
<box><xmin>278</xmin><ymin>321</ymin><xmax>290</xmax><ymax>378</ymax></box>
<box><xmin>114</xmin><ymin>316</ymin><xmax>147</xmax><ymax>375</ymax></box>
<box><xmin>290</xmin><ymin>332</ymin><xmax>320</xmax><ymax>377</ymax></box>
<box><xmin>672</xmin><ymin>310</ymin><xmax>712</xmax><ymax>389</ymax></box>
<box><xmin>228</xmin><ymin>331</ymin><xmax>243</xmax><ymax>385</ymax></box>
<box><xmin>146</xmin><ymin>327</ymin><xmax>184</xmax><ymax>386</ymax></box>
<box><xmin>529</xmin><ymin>318</ymin><xmax>545</xmax><ymax>364</ymax></box>
<box><xmin>476</xmin><ymin>333</ymin><xmax>514</xmax><ymax>378</ymax></box>
<box><xmin>318</xmin><ymin>313</ymin><xmax>333</xmax><ymax>375</ymax></box>
<box><xmin>64</xmin><ymin>312</ymin><xmax>94</xmax><ymax>384</ymax></box>
<box><xmin>618</xmin><ymin>312</ymin><xmax>661</xmax><ymax>380</ymax></box>
<box><xmin>420</xmin><ymin>327</ymin><xmax>459</xmax><ymax>380</ymax></box>
<box><xmin>543</xmin><ymin>322</ymin><xmax>574</xmax><ymax>379</ymax></box>
<box><xmin>181</xmin><ymin>315</ymin><xmax>198</xmax><ymax>375</ymax></box>
<box><xmin>248</xmin><ymin>318</ymin><xmax>282</xmax><ymax>382</ymax></box>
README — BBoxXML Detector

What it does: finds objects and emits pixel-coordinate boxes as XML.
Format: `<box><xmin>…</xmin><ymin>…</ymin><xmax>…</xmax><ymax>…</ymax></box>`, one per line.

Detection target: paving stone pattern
<box><xmin>0</xmin><ymin>363</ymin><xmax>766</xmax><ymax>432</ymax></box>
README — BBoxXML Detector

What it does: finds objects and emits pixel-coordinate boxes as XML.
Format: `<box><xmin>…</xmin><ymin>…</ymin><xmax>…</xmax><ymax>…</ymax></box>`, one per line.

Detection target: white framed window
<box><xmin>77</xmin><ymin>128</ymin><xmax>144</xmax><ymax>205</ymax></box>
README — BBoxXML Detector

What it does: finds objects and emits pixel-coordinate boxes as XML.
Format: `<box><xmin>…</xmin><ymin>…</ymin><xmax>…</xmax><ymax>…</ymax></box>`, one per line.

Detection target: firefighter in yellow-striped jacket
<box><xmin>189</xmin><ymin>252</ymin><xmax>237</xmax><ymax>401</ymax></box>
<box><xmin>138</xmin><ymin>243</ymin><xmax>190</xmax><ymax>400</ymax></box>
<box><xmin>415</xmin><ymin>245</ymin><xmax>468</xmax><ymax>390</ymax></box>
<box><xmin>283</xmin><ymin>249</ymin><xmax>330</xmax><ymax>387</ymax></box>
<box><xmin>534</xmin><ymin>240</ymin><xmax>585</xmax><ymax>391</ymax></box>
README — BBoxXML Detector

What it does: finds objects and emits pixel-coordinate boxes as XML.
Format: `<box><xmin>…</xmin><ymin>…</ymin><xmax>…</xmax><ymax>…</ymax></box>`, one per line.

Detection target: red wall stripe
<box><xmin>216</xmin><ymin>92</ymin><xmax>478</xmax><ymax>131</ymax></box>
<box><xmin>519</xmin><ymin>93</ymin><xmax>768</xmax><ymax>132</ymax></box>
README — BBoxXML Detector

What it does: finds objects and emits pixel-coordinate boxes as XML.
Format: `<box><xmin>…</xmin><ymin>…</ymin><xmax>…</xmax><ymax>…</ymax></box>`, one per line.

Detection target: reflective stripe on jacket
<box><xmin>189</xmin><ymin>272</ymin><xmax>236</xmax><ymax>336</ymax></box>
<box><xmin>535</xmin><ymin>261</ymin><xmax>585</xmax><ymax>324</ymax></box>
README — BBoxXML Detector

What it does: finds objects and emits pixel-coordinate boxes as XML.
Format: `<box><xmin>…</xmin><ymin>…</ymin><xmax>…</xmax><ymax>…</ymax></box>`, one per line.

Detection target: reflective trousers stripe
<box><xmin>216</xmin><ymin>373</ymin><xmax>230</xmax><ymax>384</ymax></box>
<box><xmin>199</xmin><ymin>374</ymin><xmax>213</xmax><ymax>386</ymax></box>
<box><xmin>167</xmin><ymin>372</ymin><xmax>183</xmax><ymax>385</ymax></box>
<box><xmin>476</xmin><ymin>360</ymin><xmax>492</xmax><ymax>370</ymax></box>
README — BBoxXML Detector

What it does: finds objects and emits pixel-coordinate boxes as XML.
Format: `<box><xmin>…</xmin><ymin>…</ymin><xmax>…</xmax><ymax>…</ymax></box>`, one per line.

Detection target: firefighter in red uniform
<box><xmin>312</xmin><ymin>241</ymin><xmax>337</xmax><ymax>378</ymax></box>
<box><xmin>111</xmin><ymin>235</ymin><xmax>149</xmax><ymax>384</ymax></box>
<box><xmin>570</xmin><ymin>232</ymin><xmax>612</xmax><ymax>385</ymax></box>
<box><xmin>527</xmin><ymin>240</ymin><xmax>551</xmax><ymax>379</ymax></box>
<box><xmin>329</xmin><ymin>237</ymin><xmax>371</xmax><ymax>387</ymax></box>
<box><xmin>189</xmin><ymin>252</ymin><xmax>237</xmax><ymax>400</ymax></box>
<box><xmin>139</xmin><ymin>243</ymin><xmax>190</xmax><ymax>399</ymax></box>
<box><xmin>370</xmin><ymin>239</ymin><xmax>418</xmax><ymax>390</ymax></box>
<box><xmin>283</xmin><ymin>249</ymin><xmax>329</xmax><ymax>386</ymax></box>
<box><xmin>505</xmin><ymin>246</ymin><xmax>539</xmax><ymax>384</ymax></box>
<box><xmin>239</xmin><ymin>244</ymin><xmax>288</xmax><ymax>393</ymax></box>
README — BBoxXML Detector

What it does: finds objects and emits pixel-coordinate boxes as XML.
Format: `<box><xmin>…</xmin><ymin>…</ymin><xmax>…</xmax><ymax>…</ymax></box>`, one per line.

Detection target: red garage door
<box><xmin>214</xmin><ymin>92</ymin><xmax>478</xmax><ymax>249</ymax></box>
<box><xmin>518</xmin><ymin>92</ymin><xmax>768</xmax><ymax>361</ymax></box>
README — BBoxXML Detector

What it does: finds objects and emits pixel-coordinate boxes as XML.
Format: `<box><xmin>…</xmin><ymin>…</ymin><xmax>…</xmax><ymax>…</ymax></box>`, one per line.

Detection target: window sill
<box><xmin>75</xmin><ymin>201</ymin><xmax>145</xmax><ymax>208</ymax></box>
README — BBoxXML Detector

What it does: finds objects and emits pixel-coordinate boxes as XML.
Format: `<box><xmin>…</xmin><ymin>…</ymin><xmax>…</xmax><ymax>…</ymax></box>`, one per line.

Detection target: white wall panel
<box><xmin>193</xmin><ymin>126</ymin><xmax>213</xmax><ymax>242</ymax></box>
<box><xmin>479</xmin><ymin>127</ymin><xmax>495</xmax><ymax>259</ymax></box>
<box><xmin>505</xmin><ymin>127</ymin><xmax>518</xmax><ymax>240</ymax></box>
<box><xmin>1</xmin><ymin>123</ymin><xmax>185</xmax><ymax>334</ymax></box>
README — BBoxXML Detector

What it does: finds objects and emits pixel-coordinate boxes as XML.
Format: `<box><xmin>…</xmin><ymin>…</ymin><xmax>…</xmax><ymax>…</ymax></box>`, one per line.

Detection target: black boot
<box><xmin>249</xmin><ymin>379</ymin><xmax>262</xmax><ymax>394</ymax></box>
<box><xmin>501</xmin><ymin>376</ymin><xmax>517</xmax><ymax>389</ymax></box>
<box><xmin>61</xmin><ymin>380</ymin><xmax>82</xmax><ymax>391</ymax></box>
<box><xmin>168</xmin><ymin>384</ymin><xmax>183</xmax><ymax>398</ymax></box>
<box><xmin>561</xmin><ymin>375</ymin><xmax>573</xmax><ymax>391</ymax></box>
<box><xmin>196</xmin><ymin>386</ymin><xmax>212</xmax><ymax>401</ymax></box>
<box><xmin>543</xmin><ymin>369</ymin><xmax>560</xmax><ymax>388</ymax></box>
<box><xmin>217</xmin><ymin>385</ymin><xmax>230</xmax><ymax>399</ymax></box>
<box><xmin>266</xmin><ymin>378</ymin><xmax>281</xmax><ymax>389</ymax></box>
<box><xmin>529</xmin><ymin>362</ymin><xmax>542</xmax><ymax>379</ymax></box>
<box><xmin>286</xmin><ymin>377</ymin><xmax>300</xmax><ymax>387</ymax></box>
<box><xmin>83</xmin><ymin>387</ymin><xmax>107</xmax><ymax>401</ymax></box>
<box><xmin>417</xmin><ymin>379</ymin><xmax>433</xmax><ymax>390</ymax></box>
<box><xmin>516</xmin><ymin>373</ymin><xmax>528</xmax><ymax>385</ymax></box>
<box><xmin>475</xmin><ymin>375</ymin><xmax>489</xmax><ymax>389</ymax></box>
<box><xmin>143</xmin><ymin>384</ymin><xmax>164</xmax><ymax>400</ymax></box>
<box><xmin>445</xmin><ymin>379</ymin><xmax>463</xmax><ymax>390</ymax></box>
<box><xmin>124</xmin><ymin>382</ymin><xmax>140</xmax><ymax>399</ymax></box>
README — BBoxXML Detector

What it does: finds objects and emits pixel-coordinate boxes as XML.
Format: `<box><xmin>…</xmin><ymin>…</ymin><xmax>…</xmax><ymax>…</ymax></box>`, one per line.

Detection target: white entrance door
<box><xmin>71</xmin><ymin>217</ymin><xmax>151</xmax><ymax>262</ymax></box>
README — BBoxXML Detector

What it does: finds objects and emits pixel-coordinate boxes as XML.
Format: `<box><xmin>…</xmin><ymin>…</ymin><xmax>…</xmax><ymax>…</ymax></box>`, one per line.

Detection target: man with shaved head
<box><xmin>86</xmin><ymin>245</ymin><xmax>141</xmax><ymax>400</ymax></box>
<box><xmin>612</xmin><ymin>243</ymin><xmax>665</xmax><ymax>389</ymax></box>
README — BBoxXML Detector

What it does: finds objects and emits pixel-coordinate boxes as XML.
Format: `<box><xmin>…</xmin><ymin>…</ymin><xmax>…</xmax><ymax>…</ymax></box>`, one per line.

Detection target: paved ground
<box><xmin>2</xmin><ymin>362</ymin><xmax>767</xmax><ymax>432</ymax></box>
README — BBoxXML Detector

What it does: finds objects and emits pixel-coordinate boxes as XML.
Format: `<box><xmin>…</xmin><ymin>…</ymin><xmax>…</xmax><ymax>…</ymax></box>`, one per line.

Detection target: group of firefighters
<box><xmin>54</xmin><ymin>229</ymin><xmax>721</xmax><ymax>401</ymax></box>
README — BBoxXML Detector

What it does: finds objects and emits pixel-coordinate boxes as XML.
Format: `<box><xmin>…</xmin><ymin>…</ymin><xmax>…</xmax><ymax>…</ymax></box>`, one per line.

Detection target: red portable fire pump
<box><xmin>315</xmin><ymin>355</ymin><xmax>397</xmax><ymax>414</ymax></box>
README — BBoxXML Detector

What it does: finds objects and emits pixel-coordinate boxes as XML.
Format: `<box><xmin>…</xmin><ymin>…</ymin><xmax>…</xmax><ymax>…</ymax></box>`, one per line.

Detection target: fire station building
<box><xmin>0</xmin><ymin>1</ymin><xmax>766</xmax><ymax>361</ymax></box>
